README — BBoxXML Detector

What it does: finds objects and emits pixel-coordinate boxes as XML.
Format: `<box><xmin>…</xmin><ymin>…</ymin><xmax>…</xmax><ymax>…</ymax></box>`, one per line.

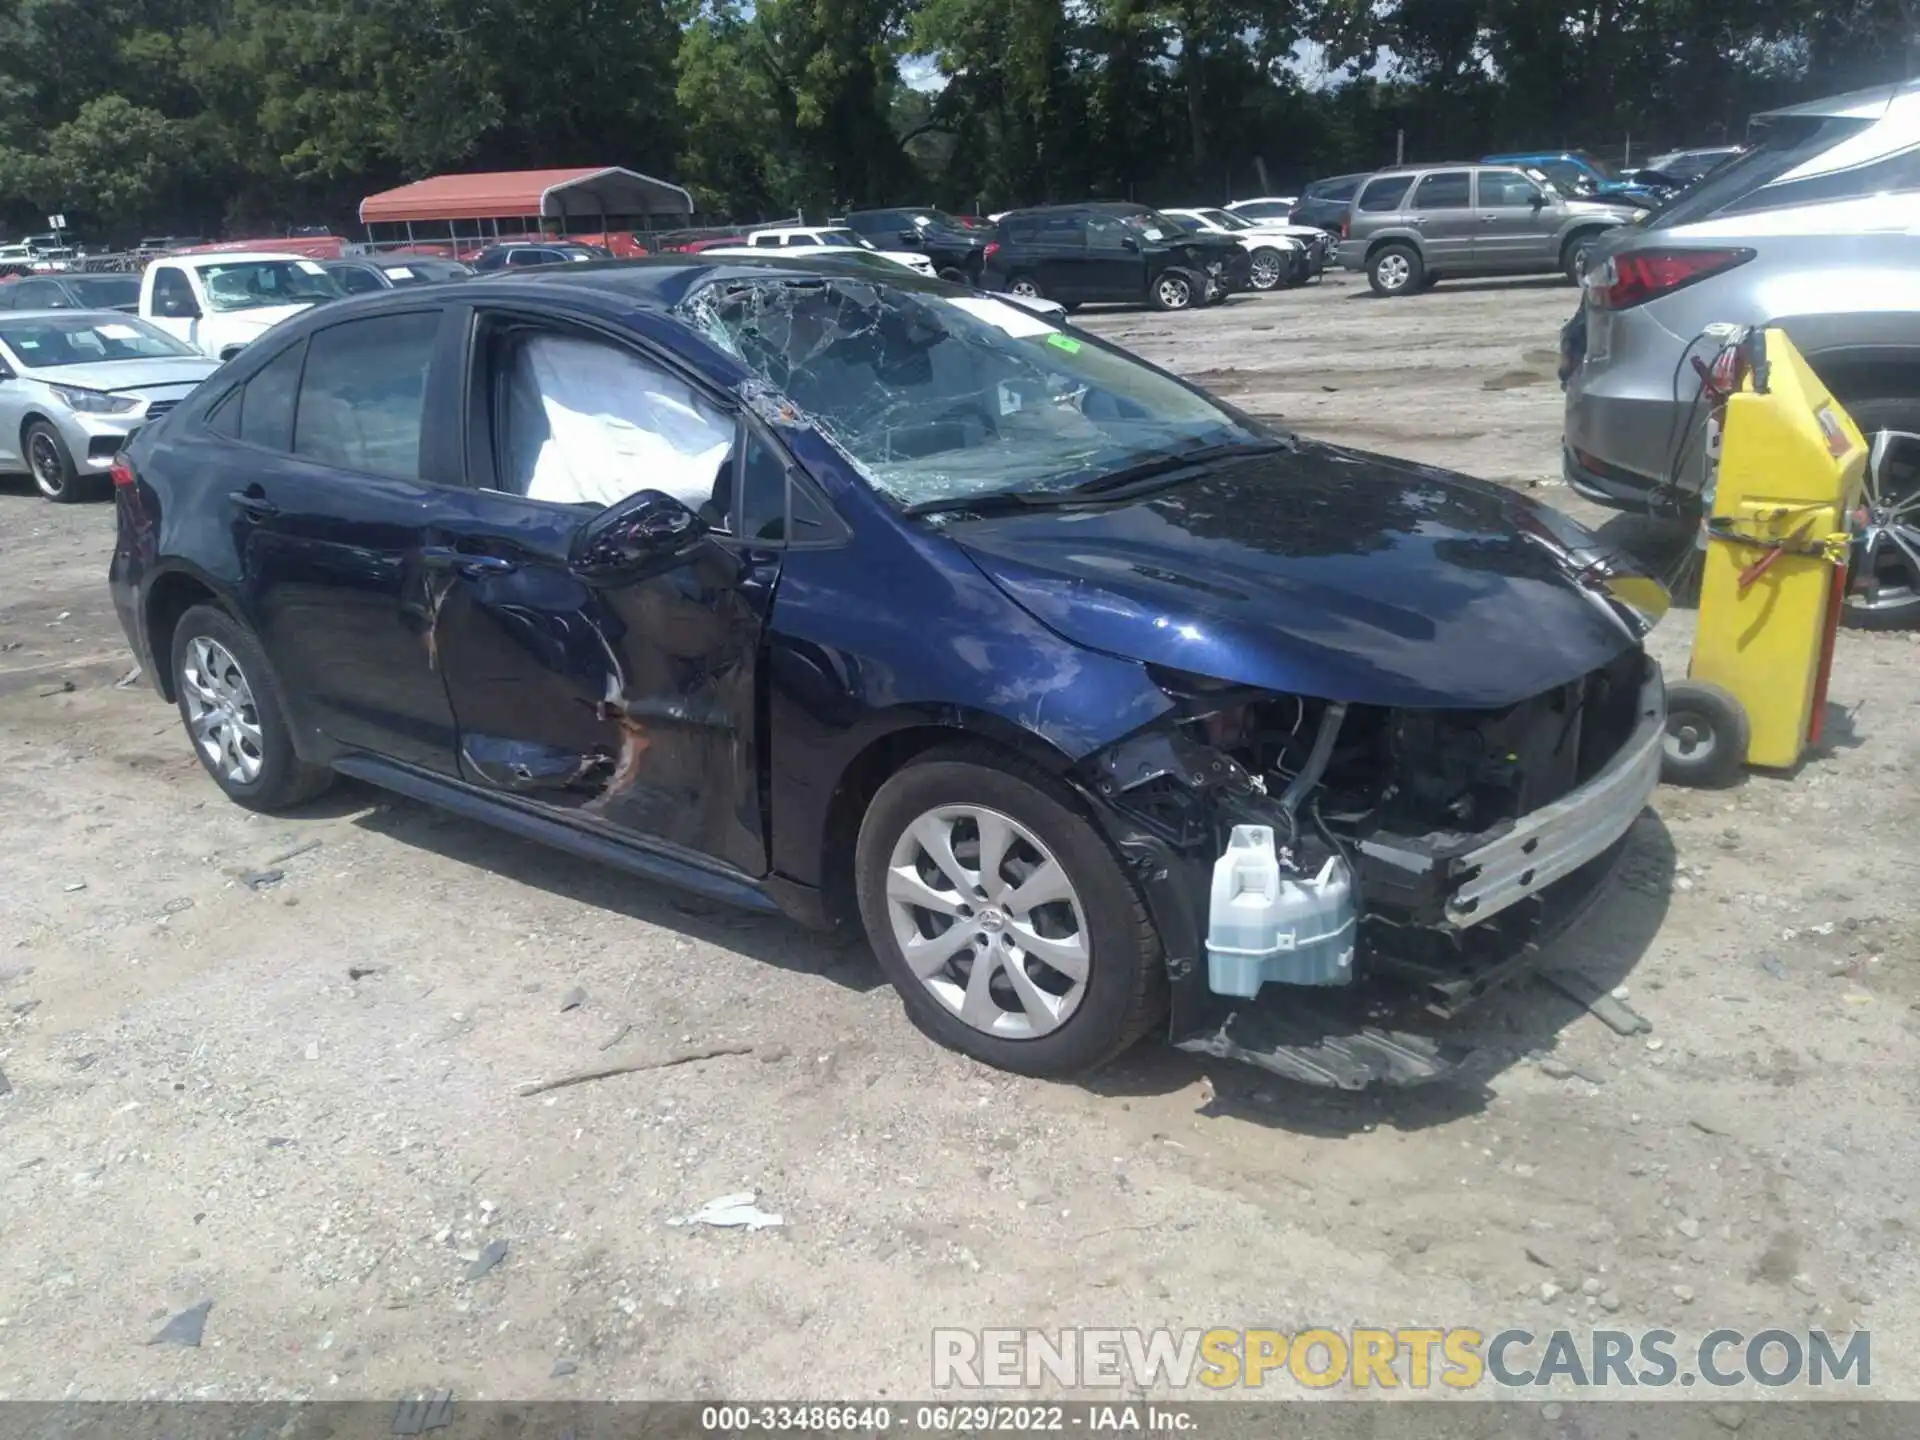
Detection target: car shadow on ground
<box><xmin>1085</xmin><ymin>812</ymin><xmax>1677</xmax><ymax>1138</ymax></box>
<box><xmin>1347</xmin><ymin>275</ymin><xmax>1574</xmax><ymax>301</ymax></box>
<box><xmin>342</xmin><ymin>783</ymin><xmax>885</xmax><ymax>994</ymax></box>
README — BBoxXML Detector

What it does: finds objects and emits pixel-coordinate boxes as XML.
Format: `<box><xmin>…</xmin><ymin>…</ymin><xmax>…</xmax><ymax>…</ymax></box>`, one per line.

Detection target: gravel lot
<box><xmin>2</xmin><ymin>272</ymin><xmax>1917</xmax><ymax>1407</ymax></box>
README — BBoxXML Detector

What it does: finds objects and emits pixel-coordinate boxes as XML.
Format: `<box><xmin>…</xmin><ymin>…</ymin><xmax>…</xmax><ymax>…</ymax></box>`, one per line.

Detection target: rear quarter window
<box><xmin>1357</xmin><ymin>176</ymin><xmax>1414</xmax><ymax>212</ymax></box>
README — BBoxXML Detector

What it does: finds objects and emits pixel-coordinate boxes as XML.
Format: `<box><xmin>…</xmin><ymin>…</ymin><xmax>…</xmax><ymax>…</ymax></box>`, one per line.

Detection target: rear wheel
<box><xmin>25</xmin><ymin>421</ymin><xmax>84</xmax><ymax>503</ymax></box>
<box><xmin>855</xmin><ymin>746</ymin><xmax>1165</xmax><ymax>1077</ymax></box>
<box><xmin>1842</xmin><ymin>397</ymin><xmax>1920</xmax><ymax>630</ymax></box>
<box><xmin>170</xmin><ymin>604</ymin><xmax>334</xmax><ymax>811</ymax></box>
<box><xmin>1368</xmin><ymin>244</ymin><xmax>1423</xmax><ymax>297</ymax></box>
<box><xmin>1006</xmin><ymin>275</ymin><xmax>1044</xmax><ymax>301</ymax></box>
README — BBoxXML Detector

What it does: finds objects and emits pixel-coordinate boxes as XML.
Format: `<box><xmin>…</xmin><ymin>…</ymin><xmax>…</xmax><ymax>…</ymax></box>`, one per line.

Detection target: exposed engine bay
<box><xmin>1082</xmin><ymin>648</ymin><xmax>1665</xmax><ymax>1088</ymax></box>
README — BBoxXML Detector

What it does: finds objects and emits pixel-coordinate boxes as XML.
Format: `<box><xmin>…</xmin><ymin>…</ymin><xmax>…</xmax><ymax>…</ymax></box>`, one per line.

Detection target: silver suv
<box><xmin>1563</xmin><ymin>79</ymin><xmax>1920</xmax><ymax>626</ymax></box>
<box><xmin>1336</xmin><ymin>163</ymin><xmax>1644</xmax><ymax>296</ymax></box>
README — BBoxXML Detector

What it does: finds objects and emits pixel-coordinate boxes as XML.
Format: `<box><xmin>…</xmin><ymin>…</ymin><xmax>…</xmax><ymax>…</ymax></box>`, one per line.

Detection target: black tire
<box><xmin>855</xmin><ymin>743</ymin><xmax>1167</xmax><ymax>1077</ymax></box>
<box><xmin>1005</xmin><ymin>274</ymin><xmax>1046</xmax><ymax>302</ymax></box>
<box><xmin>170</xmin><ymin>603</ymin><xmax>335</xmax><ymax>811</ymax></box>
<box><xmin>1839</xmin><ymin>396</ymin><xmax>1920</xmax><ymax>631</ymax></box>
<box><xmin>1660</xmin><ymin>680</ymin><xmax>1749</xmax><ymax>788</ymax></box>
<box><xmin>1562</xmin><ymin>231</ymin><xmax>1601</xmax><ymax>284</ymax></box>
<box><xmin>1368</xmin><ymin>243</ymin><xmax>1423</xmax><ymax>297</ymax></box>
<box><xmin>937</xmin><ymin>266</ymin><xmax>968</xmax><ymax>284</ymax></box>
<box><xmin>25</xmin><ymin>420</ymin><xmax>85</xmax><ymax>503</ymax></box>
<box><xmin>1150</xmin><ymin>269</ymin><xmax>1197</xmax><ymax>311</ymax></box>
<box><xmin>1247</xmin><ymin>247</ymin><xmax>1287</xmax><ymax>292</ymax></box>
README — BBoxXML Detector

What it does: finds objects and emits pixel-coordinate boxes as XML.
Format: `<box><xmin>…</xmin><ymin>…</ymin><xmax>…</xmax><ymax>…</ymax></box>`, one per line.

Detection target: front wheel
<box><xmin>1247</xmin><ymin>247</ymin><xmax>1287</xmax><ymax>292</ymax></box>
<box><xmin>170</xmin><ymin>603</ymin><xmax>335</xmax><ymax>811</ymax></box>
<box><xmin>1368</xmin><ymin>244</ymin><xmax>1423</xmax><ymax>297</ymax></box>
<box><xmin>1006</xmin><ymin>275</ymin><xmax>1044</xmax><ymax>301</ymax></box>
<box><xmin>1151</xmin><ymin>270</ymin><xmax>1196</xmax><ymax>311</ymax></box>
<box><xmin>25</xmin><ymin>421</ymin><xmax>84</xmax><ymax>503</ymax></box>
<box><xmin>855</xmin><ymin>746</ymin><xmax>1166</xmax><ymax>1077</ymax></box>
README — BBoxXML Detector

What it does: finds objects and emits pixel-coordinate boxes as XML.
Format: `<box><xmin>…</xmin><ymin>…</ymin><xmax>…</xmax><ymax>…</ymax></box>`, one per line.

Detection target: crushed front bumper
<box><xmin>1095</xmin><ymin>663</ymin><xmax>1667</xmax><ymax>1088</ymax></box>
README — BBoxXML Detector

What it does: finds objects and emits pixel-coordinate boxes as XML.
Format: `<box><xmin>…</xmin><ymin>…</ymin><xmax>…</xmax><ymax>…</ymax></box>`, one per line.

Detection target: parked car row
<box><xmin>980</xmin><ymin>203</ymin><xmax>1252</xmax><ymax>312</ymax></box>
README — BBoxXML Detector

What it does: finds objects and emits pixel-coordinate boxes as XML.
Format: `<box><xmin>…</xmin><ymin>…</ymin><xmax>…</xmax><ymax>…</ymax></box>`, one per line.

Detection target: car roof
<box><xmin>1755</xmin><ymin>78</ymin><xmax>1917</xmax><ymax>122</ymax></box>
<box><xmin>1362</xmin><ymin>162</ymin><xmax>1484</xmax><ymax>177</ymax></box>
<box><xmin>166</xmin><ymin>251</ymin><xmax>313</xmax><ymax>266</ymax></box>
<box><xmin>0</xmin><ymin>307</ymin><xmax>150</xmax><ymax>323</ymax></box>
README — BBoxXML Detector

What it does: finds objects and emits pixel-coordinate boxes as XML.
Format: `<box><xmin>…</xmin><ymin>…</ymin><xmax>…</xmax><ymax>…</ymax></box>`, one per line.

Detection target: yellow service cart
<box><xmin>1661</xmin><ymin>327</ymin><xmax>1867</xmax><ymax>788</ymax></box>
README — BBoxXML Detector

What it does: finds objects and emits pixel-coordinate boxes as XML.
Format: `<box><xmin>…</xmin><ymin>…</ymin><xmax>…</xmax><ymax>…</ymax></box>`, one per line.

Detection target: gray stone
<box><xmin>465</xmin><ymin>1239</ymin><xmax>508</xmax><ymax>1281</ymax></box>
<box><xmin>559</xmin><ymin>986</ymin><xmax>587</xmax><ymax>1012</ymax></box>
<box><xmin>550</xmin><ymin>1358</ymin><xmax>579</xmax><ymax>1377</ymax></box>
<box><xmin>147</xmin><ymin>1300</ymin><xmax>212</xmax><ymax>1348</ymax></box>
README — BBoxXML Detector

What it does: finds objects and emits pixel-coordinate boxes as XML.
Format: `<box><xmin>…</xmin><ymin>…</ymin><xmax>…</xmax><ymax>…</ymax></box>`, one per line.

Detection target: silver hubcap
<box><xmin>1664</xmin><ymin>717</ymin><xmax>1716</xmax><ymax>765</ymax></box>
<box><xmin>1377</xmin><ymin>254</ymin><xmax>1410</xmax><ymax>289</ymax></box>
<box><xmin>1852</xmin><ymin>434</ymin><xmax>1920</xmax><ymax>611</ymax></box>
<box><xmin>1250</xmin><ymin>254</ymin><xmax>1282</xmax><ymax>289</ymax></box>
<box><xmin>29</xmin><ymin>433</ymin><xmax>65</xmax><ymax>495</ymax></box>
<box><xmin>1157</xmin><ymin>277</ymin><xmax>1190</xmax><ymax>308</ymax></box>
<box><xmin>1010</xmin><ymin>280</ymin><xmax>1039</xmax><ymax>298</ymax></box>
<box><xmin>181</xmin><ymin>636</ymin><xmax>266</xmax><ymax>785</ymax></box>
<box><xmin>885</xmin><ymin>805</ymin><xmax>1089</xmax><ymax>1039</ymax></box>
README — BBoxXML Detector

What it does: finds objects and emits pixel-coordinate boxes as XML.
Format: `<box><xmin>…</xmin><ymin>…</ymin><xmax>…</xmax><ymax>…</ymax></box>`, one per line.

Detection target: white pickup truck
<box><xmin>139</xmin><ymin>251</ymin><xmax>340</xmax><ymax>361</ymax></box>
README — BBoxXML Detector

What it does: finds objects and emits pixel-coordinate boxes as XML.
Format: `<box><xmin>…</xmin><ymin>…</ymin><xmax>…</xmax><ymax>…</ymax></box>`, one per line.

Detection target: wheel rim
<box><xmin>1572</xmin><ymin>244</ymin><xmax>1594</xmax><ymax>280</ymax></box>
<box><xmin>885</xmin><ymin>804</ymin><xmax>1090</xmax><ymax>1040</ymax></box>
<box><xmin>1663</xmin><ymin>711</ymin><xmax>1717</xmax><ymax>766</ymax></box>
<box><xmin>1376</xmin><ymin>254</ymin><xmax>1410</xmax><ymax>290</ymax></box>
<box><xmin>1850</xmin><ymin>433</ymin><xmax>1920</xmax><ymax>613</ymax></box>
<box><xmin>28</xmin><ymin>432</ymin><xmax>65</xmax><ymax>497</ymax></box>
<box><xmin>181</xmin><ymin>636</ymin><xmax>266</xmax><ymax>785</ymax></box>
<box><xmin>1009</xmin><ymin>279</ymin><xmax>1040</xmax><ymax>298</ymax></box>
<box><xmin>1157</xmin><ymin>276</ymin><xmax>1191</xmax><ymax>308</ymax></box>
<box><xmin>1249</xmin><ymin>254</ymin><xmax>1282</xmax><ymax>290</ymax></box>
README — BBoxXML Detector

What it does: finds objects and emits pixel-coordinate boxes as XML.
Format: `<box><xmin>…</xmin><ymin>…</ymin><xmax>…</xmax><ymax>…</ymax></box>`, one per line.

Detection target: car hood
<box><xmin>25</xmin><ymin>357</ymin><xmax>220</xmax><ymax>392</ymax></box>
<box><xmin>945</xmin><ymin>441</ymin><xmax>1660</xmax><ymax>710</ymax></box>
<box><xmin>1566</xmin><ymin>197</ymin><xmax>1645</xmax><ymax>220</ymax></box>
<box><xmin>207</xmin><ymin>302</ymin><xmax>317</xmax><ymax>331</ymax></box>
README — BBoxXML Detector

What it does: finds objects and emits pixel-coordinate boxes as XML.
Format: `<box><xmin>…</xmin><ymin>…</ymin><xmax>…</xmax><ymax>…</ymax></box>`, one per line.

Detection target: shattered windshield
<box><xmin>680</xmin><ymin>275</ymin><xmax>1261</xmax><ymax>509</ymax></box>
<box><xmin>1200</xmin><ymin>208</ymin><xmax>1254</xmax><ymax>230</ymax></box>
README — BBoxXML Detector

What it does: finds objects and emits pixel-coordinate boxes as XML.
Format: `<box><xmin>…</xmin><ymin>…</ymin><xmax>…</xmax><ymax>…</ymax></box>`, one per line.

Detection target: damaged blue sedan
<box><xmin>109</xmin><ymin>257</ymin><xmax>1669</xmax><ymax>1088</ymax></box>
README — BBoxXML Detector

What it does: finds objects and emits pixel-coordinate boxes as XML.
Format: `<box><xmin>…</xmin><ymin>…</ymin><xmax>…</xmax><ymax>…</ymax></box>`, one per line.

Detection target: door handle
<box><xmin>227</xmin><ymin>489</ymin><xmax>278</xmax><ymax>519</ymax></box>
<box><xmin>420</xmin><ymin>545</ymin><xmax>517</xmax><ymax>578</ymax></box>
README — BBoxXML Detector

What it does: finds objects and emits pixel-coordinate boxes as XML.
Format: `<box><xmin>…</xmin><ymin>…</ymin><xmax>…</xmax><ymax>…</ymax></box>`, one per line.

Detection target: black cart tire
<box><xmin>1368</xmin><ymin>243</ymin><xmax>1423</xmax><ymax>297</ymax></box>
<box><xmin>25</xmin><ymin>420</ymin><xmax>85</xmax><ymax>503</ymax></box>
<box><xmin>170</xmin><ymin>603</ymin><xmax>335</xmax><ymax>811</ymax></box>
<box><xmin>855</xmin><ymin>744</ymin><xmax>1166</xmax><ymax>1077</ymax></box>
<box><xmin>1840</xmin><ymin>396</ymin><xmax>1920</xmax><ymax>631</ymax></box>
<box><xmin>1661</xmin><ymin>680</ymin><xmax>1749</xmax><ymax>788</ymax></box>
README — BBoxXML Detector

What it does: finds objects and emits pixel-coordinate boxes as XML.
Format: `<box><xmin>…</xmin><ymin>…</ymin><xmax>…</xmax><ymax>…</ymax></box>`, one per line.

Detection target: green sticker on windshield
<box><xmin>1046</xmin><ymin>332</ymin><xmax>1082</xmax><ymax>354</ymax></box>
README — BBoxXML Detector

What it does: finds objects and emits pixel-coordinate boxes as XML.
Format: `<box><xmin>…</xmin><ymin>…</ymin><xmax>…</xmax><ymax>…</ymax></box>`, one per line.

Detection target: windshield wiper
<box><xmin>1060</xmin><ymin>438</ymin><xmax>1289</xmax><ymax>499</ymax></box>
<box><xmin>900</xmin><ymin>438</ymin><xmax>1288</xmax><ymax>519</ymax></box>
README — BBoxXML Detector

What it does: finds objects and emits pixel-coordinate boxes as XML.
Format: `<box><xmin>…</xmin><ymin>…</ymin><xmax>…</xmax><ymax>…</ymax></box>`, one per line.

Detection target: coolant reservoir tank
<box><xmin>1205</xmin><ymin>824</ymin><xmax>1357</xmax><ymax>997</ymax></box>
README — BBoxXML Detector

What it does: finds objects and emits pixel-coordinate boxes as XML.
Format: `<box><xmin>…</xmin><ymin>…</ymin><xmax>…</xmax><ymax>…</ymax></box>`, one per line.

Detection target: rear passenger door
<box><xmin>1405</xmin><ymin>171</ymin><xmax>1476</xmax><ymax>268</ymax></box>
<box><xmin>218</xmin><ymin>306</ymin><xmax>468</xmax><ymax>771</ymax></box>
<box><xmin>1029</xmin><ymin>213</ymin><xmax>1092</xmax><ymax>300</ymax></box>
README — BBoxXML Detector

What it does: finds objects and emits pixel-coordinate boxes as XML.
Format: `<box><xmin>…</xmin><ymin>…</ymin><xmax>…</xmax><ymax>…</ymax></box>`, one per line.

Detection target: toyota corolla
<box><xmin>108</xmin><ymin>257</ymin><xmax>1668</xmax><ymax>1087</ymax></box>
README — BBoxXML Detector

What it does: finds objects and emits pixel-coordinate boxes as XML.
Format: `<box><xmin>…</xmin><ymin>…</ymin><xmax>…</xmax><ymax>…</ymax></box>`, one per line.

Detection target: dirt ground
<box><xmin>2</xmin><ymin>273</ymin><xmax>1918</xmax><ymax>1409</ymax></box>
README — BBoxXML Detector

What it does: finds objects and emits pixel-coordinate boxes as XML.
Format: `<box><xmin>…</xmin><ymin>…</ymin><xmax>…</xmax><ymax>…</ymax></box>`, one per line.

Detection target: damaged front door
<box><xmin>426</xmin><ymin>310</ymin><xmax>778</xmax><ymax>878</ymax></box>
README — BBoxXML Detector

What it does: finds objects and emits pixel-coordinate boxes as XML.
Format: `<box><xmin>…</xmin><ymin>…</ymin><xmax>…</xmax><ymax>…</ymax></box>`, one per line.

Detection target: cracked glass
<box><xmin>677</xmin><ymin>275</ymin><xmax>1259</xmax><ymax>509</ymax></box>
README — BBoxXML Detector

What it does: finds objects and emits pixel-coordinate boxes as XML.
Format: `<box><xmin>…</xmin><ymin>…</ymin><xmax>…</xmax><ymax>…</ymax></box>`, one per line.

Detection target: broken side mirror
<box><xmin>568</xmin><ymin>489</ymin><xmax>708</xmax><ymax>585</ymax></box>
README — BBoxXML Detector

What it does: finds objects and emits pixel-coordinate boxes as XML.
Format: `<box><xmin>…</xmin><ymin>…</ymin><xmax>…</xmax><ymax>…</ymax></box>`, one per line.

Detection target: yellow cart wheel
<box><xmin>1661</xmin><ymin>680</ymin><xmax>1750</xmax><ymax>789</ymax></box>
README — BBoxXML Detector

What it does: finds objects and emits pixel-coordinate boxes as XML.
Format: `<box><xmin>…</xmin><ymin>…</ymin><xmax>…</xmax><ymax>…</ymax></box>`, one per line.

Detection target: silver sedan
<box><xmin>0</xmin><ymin>309</ymin><xmax>219</xmax><ymax>502</ymax></box>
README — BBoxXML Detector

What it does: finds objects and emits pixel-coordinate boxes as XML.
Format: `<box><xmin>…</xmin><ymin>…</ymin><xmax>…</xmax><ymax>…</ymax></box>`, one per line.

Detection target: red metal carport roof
<box><xmin>359</xmin><ymin>167</ymin><xmax>694</xmax><ymax>225</ymax></box>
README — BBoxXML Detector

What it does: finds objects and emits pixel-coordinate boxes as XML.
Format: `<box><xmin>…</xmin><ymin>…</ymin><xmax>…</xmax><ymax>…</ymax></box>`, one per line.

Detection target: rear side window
<box><xmin>1356</xmin><ymin>176</ymin><xmax>1414</xmax><ymax>212</ymax></box>
<box><xmin>1412</xmin><ymin>172</ymin><xmax>1472</xmax><ymax>208</ymax></box>
<box><xmin>1322</xmin><ymin>178</ymin><xmax>1361</xmax><ymax>202</ymax></box>
<box><xmin>237</xmin><ymin>341</ymin><xmax>305</xmax><ymax>450</ymax></box>
<box><xmin>293</xmin><ymin>311</ymin><xmax>438</xmax><ymax>479</ymax></box>
<box><xmin>151</xmin><ymin>267</ymin><xmax>198</xmax><ymax>318</ymax></box>
<box><xmin>1721</xmin><ymin>142</ymin><xmax>1920</xmax><ymax>216</ymax></box>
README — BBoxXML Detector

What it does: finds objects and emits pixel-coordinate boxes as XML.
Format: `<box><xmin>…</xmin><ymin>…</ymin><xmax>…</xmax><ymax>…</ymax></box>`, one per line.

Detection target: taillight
<box><xmin>984</xmin><ymin>240</ymin><xmax>1000</xmax><ymax>261</ymax></box>
<box><xmin>110</xmin><ymin>454</ymin><xmax>137</xmax><ymax>489</ymax></box>
<box><xmin>1340</xmin><ymin>215</ymin><xmax>1350</xmax><ymax>239</ymax></box>
<box><xmin>1587</xmin><ymin>247</ymin><xmax>1753</xmax><ymax>310</ymax></box>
